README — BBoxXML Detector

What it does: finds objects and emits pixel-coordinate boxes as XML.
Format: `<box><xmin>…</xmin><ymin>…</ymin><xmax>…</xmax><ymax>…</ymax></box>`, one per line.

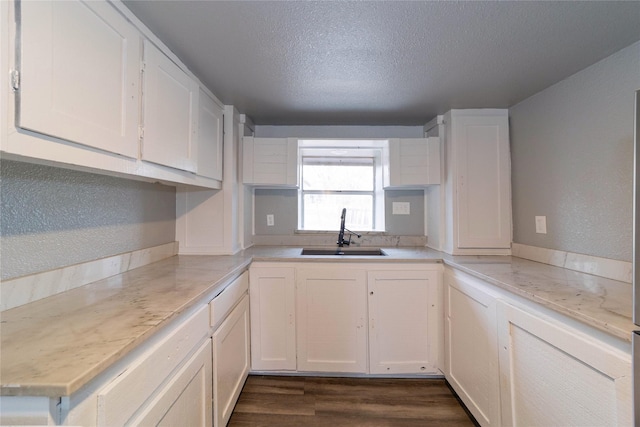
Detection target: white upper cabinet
<box><xmin>384</xmin><ymin>137</ymin><xmax>440</xmax><ymax>188</ymax></box>
<box><xmin>18</xmin><ymin>0</ymin><xmax>140</xmax><ymax>158</ymax></box>
<box><xmin>197</xmin><ymin>89</ymin><xmax>224</xmax><ymax>181</ymax></box>
<box><xmin>453</xmin><ymin>112</ymin><xmax>511</xmax><ymax>249</ymax></box>
<box><xmin>242</xmin><ymin>137</ymin><xmax>299</xmax><ymax>187</ymax></box>
<box><xmin>5</xmin><ymin>0</ymin><xmax>224</xmax><ymax>188</ymax></box>
<box><xmin>142</xmin><ymin>40</ymin><xmax>199</xmax><ymax>173</ymax></box>
<box><xmin>438</xmin><ymin>109</ymin><xmax>512</xmax><ymax>255</ymax></box>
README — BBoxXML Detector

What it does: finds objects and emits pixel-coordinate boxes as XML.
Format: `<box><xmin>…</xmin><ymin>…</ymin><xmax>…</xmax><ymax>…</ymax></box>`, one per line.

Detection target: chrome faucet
<box><xmin>337</xmin><ymin>208</ymin><xmax>361</xmax><ymax>247</ymax></box>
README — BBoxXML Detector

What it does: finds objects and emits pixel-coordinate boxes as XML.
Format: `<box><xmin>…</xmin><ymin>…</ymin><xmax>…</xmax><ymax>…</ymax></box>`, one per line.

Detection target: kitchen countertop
<box><xmin>1</xmin><ymin>246</ymin><xmax>633</xmax><ymax>398</ymax></box>
<box><xmin>0</xmin><ymin>254</ymin><xmax>252</xmax><ymax>397</ymax></box>
<box><xmin>441</xmin><ymin>254</ymin><xmax>633</xmax><ymax>341</ymax></box>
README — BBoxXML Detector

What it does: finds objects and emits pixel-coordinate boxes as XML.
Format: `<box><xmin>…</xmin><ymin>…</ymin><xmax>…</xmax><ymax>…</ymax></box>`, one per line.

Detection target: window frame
<box><xmin>297</xmin><ymin>139</ymin><xmax>387</xmax><ymax>232</ymax></box>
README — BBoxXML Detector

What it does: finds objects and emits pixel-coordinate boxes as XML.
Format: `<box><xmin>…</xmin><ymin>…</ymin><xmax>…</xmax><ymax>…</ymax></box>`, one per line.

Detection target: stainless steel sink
<box><xmin>300</xmin><ymin>248</ymin><xmax>387</xmax><ymax>256</ymax></box>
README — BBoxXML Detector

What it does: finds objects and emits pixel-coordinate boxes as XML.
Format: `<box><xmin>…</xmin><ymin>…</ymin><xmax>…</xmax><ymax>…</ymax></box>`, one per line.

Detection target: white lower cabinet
<box><xmin>444</xmin><ymin>268</ymin><xmax>501</xmax><ymax>426</ymax></box>
<box><xmin>212</xmin><ymin>295</ymin><xmax>250</xmax><ymax>427</ymax></box>
<box><xmin>249</xmin><ymin>263</ymin><xmax>442</xmax><ymax>376</ymax></box>
<box><xmin>497</xmin><ymin>301</ymin><xmax>632</xmax><ymax>427</ymax></box>
<box><xmin>95</xmin><ymin>305</ymin><xmax>210</xmax><ymax>426</ymax></box>
<box><xmin>444</xmin><ymin>266</ymin><xmax>632</xmax><ymax>427</ymax></box>
<box><xmin>296</xmin><ymin>267</ymin><xmax>368</xmax><ymax>373</ymax></box>
<box><xmin>249</xmin><ymin>265</ymin><xmax>297</xmax><ymax>371</ymax></box>
<box><xmin>63</xmin><ymin>275</ymin><xmax>250</xmax><ymax>427</ymax></box>
<box><xmin>208</xmin><ymin>272</ymin><xmax>251</xmax><ymax>427</ymax></box>
<box><xmin>368</xmin><ymin>269</ymin><xmax>441</xmax><ymax>374</ymax></box>
<box><xmin>128</xmin><ymin>339</ymin><xmax>213</xmax><ymax>427</ymax></box>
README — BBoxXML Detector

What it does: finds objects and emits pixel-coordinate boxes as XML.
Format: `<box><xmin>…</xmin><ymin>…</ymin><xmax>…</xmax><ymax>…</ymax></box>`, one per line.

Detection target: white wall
<box><xmin>176</xmin><ymin>106</ymin><xmax>244</xmax><ymax>255</ymax></box>
<box><xmin>510</xmin><ymin>41</ymin><xmax>640</xmax><ymax>261</ymax></box>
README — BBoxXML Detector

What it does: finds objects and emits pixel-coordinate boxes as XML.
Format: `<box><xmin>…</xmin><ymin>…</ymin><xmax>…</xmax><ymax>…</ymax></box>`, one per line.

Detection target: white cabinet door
<box><xmin>129</xmin><ymin>339</ymin><xmax>213</xmax><ymax>427</ymax></box>
<box><xmin>385</xmin><ymin>137</ymin><xmax>440</xmax><ymax>188</ymax></box>
<box><xmin>368</xmin><ymin>269</ymin><xmax>440</xmax><ymax>374</ymax></box>
<box><xmin>296</xmin><ymin>267</ymin><xmax>368</xmax><ymax>373</ymax></box>
<box><xmin>96</xmin><ymin>305</ymin><xmax>209</xmax><ymax>426</ymax></box>
<box><xmin>142</xmin><ymin>40</ymin><xmax>198</xmax><ymax>173</ymax></box>
<box><xmin>242</xmin><ymin>137</ymin><xmax>299</xmax><ymax>187</ymax></box>
<box><xmin>213</xmin><ymin>295</ymin><xmax>250</xmax><ymax>427</ymax></box>
<box><xmin>19</xmin><ymin>0</ymin><xmax>139</xmax><ymax>158</ymax></box>
<box><xmin>453</xmin><ymin>112</ymin><xmax>510</xmax><ymax>249</ymax></box>
<box><xmin>198</xmin><ymin>89</ymin><xmax>223</xmax><ymax>181</ymax></box>
<box><xmin>249</xmin><ymin>266</ymin><xmax>296</xmax><ymax>370</ymax></box>
<box><xmin>497</xmin><ymin>302</ymin><xmax>632</xmax><ymax>427</ymax></box>
<box><xmin>444</xmin><ymin>268</ymin><xmax>501</xmax><ymax>427</ymax></box>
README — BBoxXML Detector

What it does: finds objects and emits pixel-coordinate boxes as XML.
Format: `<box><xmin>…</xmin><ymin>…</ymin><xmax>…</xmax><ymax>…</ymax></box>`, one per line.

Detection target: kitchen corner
<box><xmin>1</xmin><ymin>245</ymin><xmax>633</xmax><ymax>398</ymax></box>
<box><xmin>2</xmin><ymin>0</ymin><xmax>638</xmax><ymax>425</ymax></box>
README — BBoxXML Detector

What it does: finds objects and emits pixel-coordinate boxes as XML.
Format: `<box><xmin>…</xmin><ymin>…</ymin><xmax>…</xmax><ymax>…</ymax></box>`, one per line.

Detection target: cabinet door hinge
<box><xmin>10</xmin><ymin>69</ymin><xmax>19</xmax><ymax>91</ymax></box>
<box><xmin>138</xmin><ymin>125</ymin><xmax>144</xmax><ymax>142</ymax></box>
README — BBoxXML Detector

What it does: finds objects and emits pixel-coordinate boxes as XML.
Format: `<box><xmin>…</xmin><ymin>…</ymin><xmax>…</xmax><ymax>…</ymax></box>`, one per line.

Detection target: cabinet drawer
<box><xmin>96</xmin><ymin>305</ymin><xmax>209</xmax><ymax>426</ymax></box>
<box><xmin>210</xmin><ymin>272</ymin><xmax>249</xmax><ymax>329</ymax></box>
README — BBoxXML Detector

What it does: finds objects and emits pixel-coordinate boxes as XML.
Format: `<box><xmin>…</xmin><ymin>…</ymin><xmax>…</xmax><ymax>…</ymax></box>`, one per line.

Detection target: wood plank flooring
<box><xmin>228</xmin><ymin>375</ymin><xmax>477</xmax><ymax>426</ymax></box>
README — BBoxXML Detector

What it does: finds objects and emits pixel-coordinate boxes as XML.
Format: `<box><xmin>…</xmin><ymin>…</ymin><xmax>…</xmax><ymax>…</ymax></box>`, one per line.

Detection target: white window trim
<box><xmin>297</xmin><ymin>139</ymin><xmax>387</xmax><ymax>232</ymax></box>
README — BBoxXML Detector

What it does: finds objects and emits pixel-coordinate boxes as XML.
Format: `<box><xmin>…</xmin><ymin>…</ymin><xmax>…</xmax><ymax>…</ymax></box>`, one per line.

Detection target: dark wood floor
<box><xmin>228</xmin><ymin>375</ymin><xmax>477</xmax><ymax>426</ymax></box>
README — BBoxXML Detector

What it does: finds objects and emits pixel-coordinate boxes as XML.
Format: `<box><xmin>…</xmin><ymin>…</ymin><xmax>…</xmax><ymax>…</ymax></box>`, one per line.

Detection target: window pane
<box><xmin>303</xmin><ymin>164</ymin><xmax>374</xmax><ymax>191</ymax></box>
<box><xmin>303</xmin><ymin>194</ymin><xmax>373</xmax><ymax>231</ymax></box>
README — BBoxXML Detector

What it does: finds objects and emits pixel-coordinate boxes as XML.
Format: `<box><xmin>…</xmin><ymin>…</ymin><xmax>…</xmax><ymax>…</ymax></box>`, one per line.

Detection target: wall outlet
<box><xmin>535</xmin><ymin>216</ymin><xmax>547</xmax><ymax>234</ymax></box>
<box><xmin>392</xmin><ymin>202</ymin><xmax>410</xmax><ymax>215</ymax></box>
<box><xmin>267</xmin><ymin>214</ymin><xmax>275</xmax><ymax>227</ymax></box>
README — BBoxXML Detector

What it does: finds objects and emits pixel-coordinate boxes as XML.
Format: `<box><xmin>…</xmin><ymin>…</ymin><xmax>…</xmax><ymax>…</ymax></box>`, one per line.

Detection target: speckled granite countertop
<box><xmin>1</xmin><ymin>246</ymin><xmax>633</xmax><ymax>398</ymax></box>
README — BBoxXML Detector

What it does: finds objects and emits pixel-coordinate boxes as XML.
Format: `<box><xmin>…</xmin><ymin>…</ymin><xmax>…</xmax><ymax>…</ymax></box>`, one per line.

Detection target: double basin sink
<box><xmin>300</xmin><ymin>248</ymin><xmax>387</xmax><ymax>256</ymax></box>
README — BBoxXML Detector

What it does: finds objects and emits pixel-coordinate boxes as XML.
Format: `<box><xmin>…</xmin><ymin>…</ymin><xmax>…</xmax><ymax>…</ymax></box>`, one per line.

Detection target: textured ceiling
<box><xmin>123</xmin><ymin>1</ymin><xmax>640</xmax><ymax>125</ymax></box>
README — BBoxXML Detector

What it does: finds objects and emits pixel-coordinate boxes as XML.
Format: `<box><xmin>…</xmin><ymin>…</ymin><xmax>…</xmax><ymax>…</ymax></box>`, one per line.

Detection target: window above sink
<box><xmin>298</xmin><ymin>139</ymin><xmax>387</xmax><ymax>232</ymax></box>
